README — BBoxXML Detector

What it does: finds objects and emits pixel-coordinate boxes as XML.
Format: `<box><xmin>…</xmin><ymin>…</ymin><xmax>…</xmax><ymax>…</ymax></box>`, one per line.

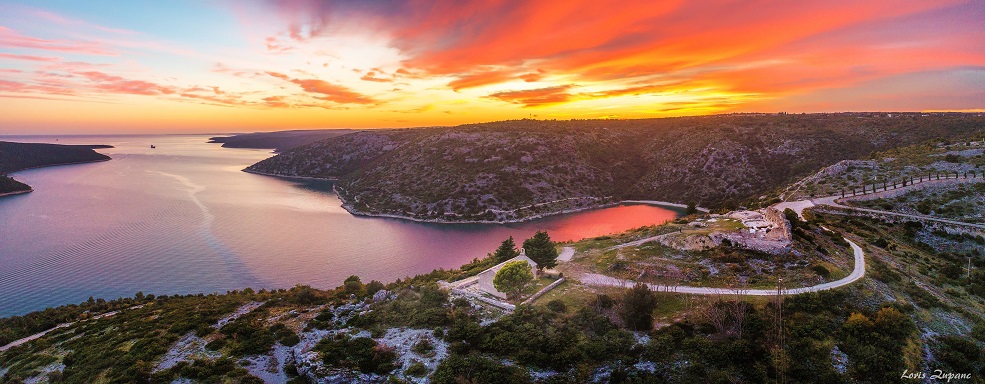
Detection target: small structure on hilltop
<box><xmin>476</xmin><ymin>248</ymin><xmax>538</xmax><ymax>299</ymax></box>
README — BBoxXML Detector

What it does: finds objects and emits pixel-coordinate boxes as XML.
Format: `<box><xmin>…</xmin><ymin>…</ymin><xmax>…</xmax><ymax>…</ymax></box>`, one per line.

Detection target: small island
<box><xmin>0</xmin><ymin>141</ymin><xmax>112</xmax><ymax>196</ymax></box>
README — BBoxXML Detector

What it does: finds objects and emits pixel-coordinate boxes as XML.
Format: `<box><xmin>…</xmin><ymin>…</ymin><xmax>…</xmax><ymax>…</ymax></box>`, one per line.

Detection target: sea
<box><xmin>0</xmin><ymin>134</ymin><xmax>681</xmax><ymax>317</ymax></box>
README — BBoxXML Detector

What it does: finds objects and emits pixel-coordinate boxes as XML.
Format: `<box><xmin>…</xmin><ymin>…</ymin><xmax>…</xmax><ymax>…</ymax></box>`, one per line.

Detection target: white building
<box><xmin>475</xmin><ymin>249</ymin><xmax>538</xmax><ymax>299</ymax></box>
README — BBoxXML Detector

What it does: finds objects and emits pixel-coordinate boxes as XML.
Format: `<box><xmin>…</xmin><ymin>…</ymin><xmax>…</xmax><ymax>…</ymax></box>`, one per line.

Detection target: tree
<box><xmin>493</xmin><ymin>261</ymin><xmax>534</xmax><ymax>301</ymax></box>
<box><xmin>523</xmin><ymin>231</ymin><xmax>558</xmax><ymax>269</ymax></box>
<box><xmin>685</xmin><ymin>202</ymin><xmax>698</xmax><ymax>215</ymax></box>
<box><xmin>344</xmin><ymin>275</ymin><xmax>363</xmax><ymax>295</ymax></box>
<box><xmin>783</xmin><ymin>208</ymin><xmax>802</xmax><ymax>227</ymax></box>
<box><xmin>365</xmin><ymin>280</ymin><xmax>385</xmax><ymax>295</ymax></box>
<box><xmin>618</xmin><ymin>283</ymin><xmax>658</xmax><ymax>331</ymax></box>
<box><xmin>493</xmin><ymin>236</ymin><xmax>520</xmax><ymax>262</ymax></box>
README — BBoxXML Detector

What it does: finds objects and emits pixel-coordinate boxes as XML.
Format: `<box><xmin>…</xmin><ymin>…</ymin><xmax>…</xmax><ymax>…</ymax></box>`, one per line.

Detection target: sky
<box><xmin>0</xmin><ymin>0</ymin><xmax>983</xmax><ymax>134</ymax></box>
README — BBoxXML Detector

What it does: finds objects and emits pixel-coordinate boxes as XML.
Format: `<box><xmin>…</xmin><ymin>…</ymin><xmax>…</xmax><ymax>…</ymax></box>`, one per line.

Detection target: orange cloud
<box><xmin>486</xmin><ymin>85</ymin><xmax>574</xmax><ymax>107</ymax></box>
<box><xmin>447</xmin><ymin>70</ymin><xmax>516</xmax><ymax>91</ymax></box>
<box><xmin>76</xmin><ymin>71</ymin><xmax>176</xmax><ymax>95</ymax></box>
<box><xmin>267</xmin><ymin>71</ymin><xmax>376</xmax><ymax>104</ymax></box>
<box><xmin>359</xmin><ymin>71</ymin><xmax>392</xmax><ymax>82</ymax></box>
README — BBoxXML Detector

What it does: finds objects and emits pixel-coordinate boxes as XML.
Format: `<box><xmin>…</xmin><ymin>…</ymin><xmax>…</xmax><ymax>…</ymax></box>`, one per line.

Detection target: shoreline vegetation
<box><xmin>0</xmin><ymin>141</ymin><xmax>112</xmax><ymax>196</ymax></box>
<box><xmin>245</xmin><ymin>167</ymin><xmax>697</xmax><ymax>224</ymax></box>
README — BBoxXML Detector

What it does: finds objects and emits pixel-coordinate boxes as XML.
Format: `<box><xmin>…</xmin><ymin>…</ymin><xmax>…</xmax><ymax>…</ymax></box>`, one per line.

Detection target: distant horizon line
<box><xmin>2</xmin><ymin>110</ymin><xmax>983</xmax><ymax>136</ymax></box>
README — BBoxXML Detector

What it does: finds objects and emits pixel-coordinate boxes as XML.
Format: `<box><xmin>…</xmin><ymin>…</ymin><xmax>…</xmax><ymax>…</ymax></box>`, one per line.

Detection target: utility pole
<box><xmin>969</xmin><ymin>257</ymin><xmax>973</xmax><ymax>282</ymax></box>
<box><xmin>776</xmin><ymin>277</ymin><xmax>785</xmax><ymax>384</ymax></box>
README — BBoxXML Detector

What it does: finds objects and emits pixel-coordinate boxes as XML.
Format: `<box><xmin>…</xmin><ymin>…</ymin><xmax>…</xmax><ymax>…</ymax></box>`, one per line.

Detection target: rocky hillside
<box><xmin>246</xmin><ymin>113</ymin><xmax>985</xmax><ymax>222</ymax></box>
<box><xmin>0</xmin><ymin>141</ymin><xmax>111</xmax><ymax>195</ymax></box>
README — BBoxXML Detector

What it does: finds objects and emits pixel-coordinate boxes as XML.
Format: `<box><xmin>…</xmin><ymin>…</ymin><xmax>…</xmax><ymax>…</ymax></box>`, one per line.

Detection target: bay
<box><xmin>0</xmin><ymin>135</ymin><xmax>681</xmax><ymax>317</ymax></box>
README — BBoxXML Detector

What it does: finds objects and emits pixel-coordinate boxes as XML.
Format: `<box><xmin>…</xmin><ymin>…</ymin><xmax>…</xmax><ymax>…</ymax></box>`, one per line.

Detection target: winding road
<box><xmin>579</xmin><ymin>237</ymin><xmax>866</xmax><ymax>296</ymax></box>
<box><xmin>777</xmin><ymin>177</ymin><xmax>985</xmax><ymax>231</ymax></box>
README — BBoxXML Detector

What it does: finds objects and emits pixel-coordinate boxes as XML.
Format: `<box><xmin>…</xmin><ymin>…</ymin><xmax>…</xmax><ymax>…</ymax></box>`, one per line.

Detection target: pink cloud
<box><xmin>0</xmin><ymin>26</ymin><xmax>116</xmax><ymax>56</ymax></box>
<box><xmin>0</xmin><ymin>52</ymin><xmax>61</xmax><ymax>62</ymax></box>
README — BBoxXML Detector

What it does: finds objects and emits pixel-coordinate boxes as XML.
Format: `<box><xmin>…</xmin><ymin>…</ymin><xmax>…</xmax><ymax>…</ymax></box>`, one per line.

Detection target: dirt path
<box><xmin>0</xmin><ymin>304</ymin><xmax>145</xmax><ymax>352</ymax></box>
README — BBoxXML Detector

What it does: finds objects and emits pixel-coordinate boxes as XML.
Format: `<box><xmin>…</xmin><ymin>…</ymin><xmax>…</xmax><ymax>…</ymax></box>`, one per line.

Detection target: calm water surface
<box><xmin>0</xmin><ymin>135</ymin><xmax>680</xmax><ymax>317</ymax></box>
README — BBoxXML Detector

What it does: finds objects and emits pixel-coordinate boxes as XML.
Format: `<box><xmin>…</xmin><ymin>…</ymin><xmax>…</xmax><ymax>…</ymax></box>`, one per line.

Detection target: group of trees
<box><xmin>491</xmin><ymin>231</ymin><xmax>559</xmax><ymax>268</ymax></box>
<box><xmin>491</xmin><ymin>231</ymin><xmax>560</xmax><ymax>301</ymax></box>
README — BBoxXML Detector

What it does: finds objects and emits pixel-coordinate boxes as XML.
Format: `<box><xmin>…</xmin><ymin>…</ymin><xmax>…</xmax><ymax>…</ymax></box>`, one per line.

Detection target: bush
<box><xmin>812</xmin><ymin>265</ymin><xmax>830</xmax><ymax>278</ymax></box>
<box><xmin>405</xmin><ymin>360</ymin><xmax>429</xmax><ymax>377</ymax></box>
<box><xmin>618</xmin><ymin>283</ymin><xmax>658</xmax><ymax>331</ymax></box>
<box><xmin>365</xmin><ymin>280</ymin><xmax>385</xmax><ymax>295</ymax></box>
<box><xmin>344</xmin><ymin>276</ymin><xmax>363</xmax><ymax>296</ymax></box>
<box><xmin>935</xmin><ymin>336</ymin><xmax>981</xmax><ymax>374</ymax></box>
<box><xmin>412</xmin><ymin>337</ymin><xmax>435</xmax><ymax>357</ymax></box>
<box><xmin>546</xmin><ymin>299</ymin><xmax>567</xmax><ymax>313</ymax></box>
<box><xmin>431</xmin><ymin>354</ymin><xmax>531</xmax><ymax>384</ymax></box>
<box><xmin>594</xmin><ymin>294</ymin><xmax>615</xmax><ymax>311</ymax></box>
<box><xmin>315</xmin><ymin>334</ymin><xmax>398</xmax><ymax>375</ymax></box>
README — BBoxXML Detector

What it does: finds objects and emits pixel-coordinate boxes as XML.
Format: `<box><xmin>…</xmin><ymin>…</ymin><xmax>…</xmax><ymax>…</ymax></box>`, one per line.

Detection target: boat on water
<box><xmin>150</xmin><ymin>145</ymin><xmax>156</xmax><ymax>149</ymax></box>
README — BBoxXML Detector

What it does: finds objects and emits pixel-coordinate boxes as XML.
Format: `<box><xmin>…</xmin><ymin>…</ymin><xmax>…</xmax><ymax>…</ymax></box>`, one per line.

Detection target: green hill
<box><xmin>246</xmin><ymin>113</ymin><xmax>985</xmax><ymax>222</ymax></box>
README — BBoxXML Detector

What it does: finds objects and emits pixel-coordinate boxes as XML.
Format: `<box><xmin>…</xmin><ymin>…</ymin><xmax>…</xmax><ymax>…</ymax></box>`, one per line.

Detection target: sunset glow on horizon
<box><xmin>1</xmin><ymin>0</ymin><xmax>983</xmax><ymax>134</ymax></box>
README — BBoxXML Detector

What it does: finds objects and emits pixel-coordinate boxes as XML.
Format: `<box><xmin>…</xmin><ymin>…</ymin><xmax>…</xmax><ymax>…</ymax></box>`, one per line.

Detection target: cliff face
<box><xmin>243</xmin><ymin>114</ymin><xmax>985</xmax><ymax>222</ymax></box>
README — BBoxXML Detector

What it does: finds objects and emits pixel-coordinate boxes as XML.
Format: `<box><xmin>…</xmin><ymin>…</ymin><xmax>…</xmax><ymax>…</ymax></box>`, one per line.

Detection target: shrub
<box><xmin>618</xmin><ymin>283</ymin><xmax>658</xmax><ymax>331</ymax></box>
<box><xmin>812</xmin><ymin>265</ymin><xmax>831</xmax><ymax>278</ymax></box>
<box><xmin>343</xmin><ymin>276</ymin><xmax>363</xmax><ymax>296</ymax></box>
<box><xmin>594</xmin><ymin>294</ymin><xmax>615</xmax><ymax>311</ymax></box>
<box><xmin>365</xmin><ymin>280</ymin><xmax>385</xmax><ymax>295</ymax></box>
<box><xmin>315</xmin><ymin>335</ymin><xmax>398</xmax><ymax>375</ymax></box>
<box><xmin>431</xmin><ymin>354</ymin><xmax>531</xmax><ymax>384</ymax></box>
<box><xmin>412</xmin><ymin>337</ymin><xmax>435</xmax><ymax>357</ymax></box>
<box><xmin>546</xmin><ymin>299</ymin><xmax>568</xmax><ymax>313</ymax></box>
<box><xmin>405</xmin><ymin>360</ymin><xmax>429</xmax><ymax>377</ymax></box>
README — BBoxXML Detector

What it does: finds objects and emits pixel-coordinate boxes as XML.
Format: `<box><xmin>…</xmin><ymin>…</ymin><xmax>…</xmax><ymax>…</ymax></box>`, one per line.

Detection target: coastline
<box><xmin>243</xmin><ymin>169</ymin><xmax>698</xmax><ymax>224</ymax></box>
<box><xmin>5</xmin><ymin>158</ymin><xmax>111</xmax><ymax>175</ymax></box>
<box><xmin>242</xmin><ymin>168</ymin><xmax>338</xmax><ymax>181</ymax></box>
<box><xmin>0</xmin><ymin>188</ymin><xmax>33</xmax><ymax>198</ymax></box>
<box><xmin>336</xmin><ymin>188</ymin><xmax>691</xmax><ymax>225</ymax></box>
<box><xmin>1</xmin><ymin>158</ymin><xmax>111</xmax><ymax>198</ymax></box>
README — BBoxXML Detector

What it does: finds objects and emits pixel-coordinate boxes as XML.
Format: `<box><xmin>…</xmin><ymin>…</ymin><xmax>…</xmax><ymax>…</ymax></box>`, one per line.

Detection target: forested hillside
<box><xmin>0</xmin><ymin>141</ymin><xmax>111</xmax><ymax>195</ymax></box>
<box><xmin>246</xmin><ymin>113</ymin><xmax>985</xmax><ymax>222</ymax></box>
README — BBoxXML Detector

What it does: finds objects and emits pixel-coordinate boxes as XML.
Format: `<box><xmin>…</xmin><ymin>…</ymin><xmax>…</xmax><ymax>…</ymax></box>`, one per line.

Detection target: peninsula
<box><xmin>0</xmin><ymin>141</ymin><xmax>112</xmax><ymax>196</ymax></box>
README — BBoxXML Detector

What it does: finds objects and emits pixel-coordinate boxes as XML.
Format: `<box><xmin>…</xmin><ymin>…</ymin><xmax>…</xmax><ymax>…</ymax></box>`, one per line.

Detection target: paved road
<box><xmin>818</xmin><ymin>198</ymin><xmax>985</xmax><ymax>230</ymax></box>
<box><xmin>780</xmin><ymin>193</ymin><xmax>985</xmax><ymax>231</ymax></box>
<box><xmin>780</xmin><ymin>177</ymin><xmax>985</xmax><ymax>230</ymax></box>
<box><xmin>580</xmin><ymin>237</ymin><xmax>865</xmax><ymax>296</ymax></box>
<box><xmin>557</xmin><ymin>247</ymin><xmax>575</xmax><ymax>262</ymax></box>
